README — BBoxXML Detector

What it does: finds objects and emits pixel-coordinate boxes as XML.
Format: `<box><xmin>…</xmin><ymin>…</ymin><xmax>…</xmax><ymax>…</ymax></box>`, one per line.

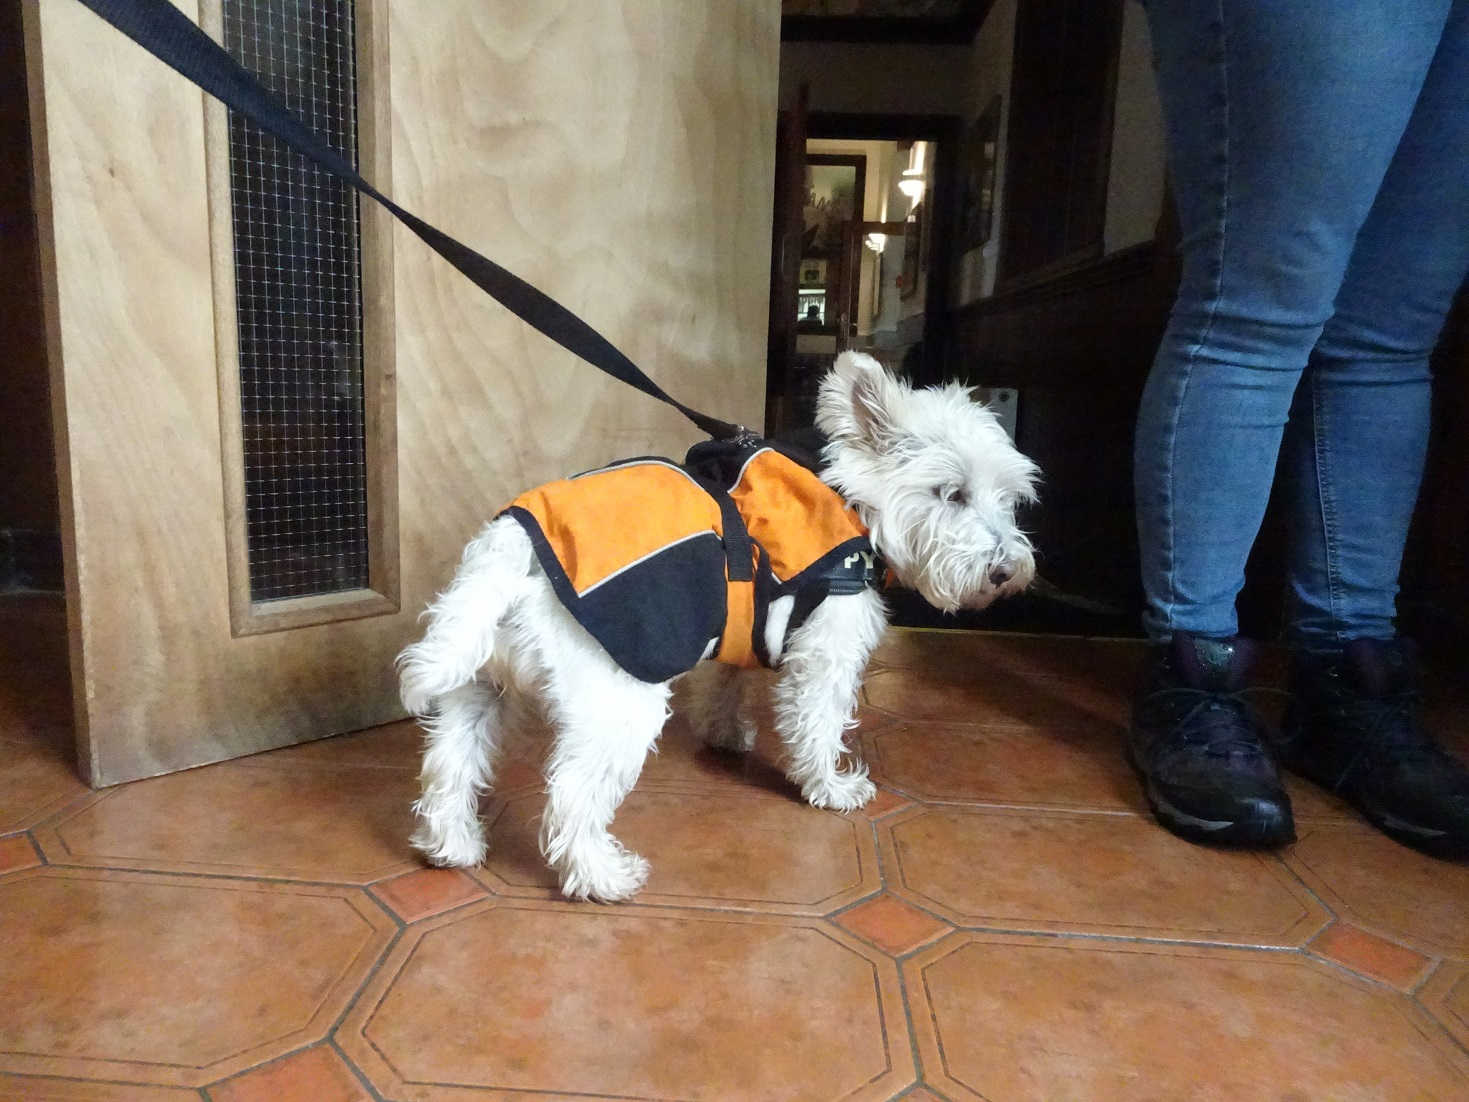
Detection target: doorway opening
<box><xmin>766</xmin><ymin>112</ymin><xmax>961</xmax><ymax>438</ymax></box>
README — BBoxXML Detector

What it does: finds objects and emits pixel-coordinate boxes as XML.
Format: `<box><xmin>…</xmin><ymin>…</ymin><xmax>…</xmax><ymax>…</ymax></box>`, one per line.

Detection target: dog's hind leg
<box><xmin>538</xmin><ymin>656</ymin><xmax>671</xmax><ymax>903</ymax></box>
<box><xmin>397</xmin><ymin>517</ymin><xmax>531</xmax><ymax>716</ymax></box>
<box><xmin>683</xmin><ymin>663</ymin><xmax>758</xmax><ymax>753</ymax></box>
<box><xmin>410</xmin><ymin>679</ymin><xmax>501</xmax><ymax>867</ymax></box>
<box><xmin>773</xmin><ymin>589</ymin><xmax>887</xmax><ymax>811</ymax></box>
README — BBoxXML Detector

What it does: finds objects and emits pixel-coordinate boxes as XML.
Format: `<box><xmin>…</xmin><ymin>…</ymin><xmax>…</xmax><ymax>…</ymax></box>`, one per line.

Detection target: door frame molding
<box><xmin>199</xmin><ymin>0</ymin><xmax>399</xmax><ymax>637</ymax></box>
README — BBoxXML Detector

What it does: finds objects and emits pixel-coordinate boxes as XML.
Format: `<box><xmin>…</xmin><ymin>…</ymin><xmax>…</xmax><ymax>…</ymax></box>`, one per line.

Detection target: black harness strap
<box><xmin>73</xmin><ymin>0</ymin><xmax>744</xmax><ymax>442</ymax></box>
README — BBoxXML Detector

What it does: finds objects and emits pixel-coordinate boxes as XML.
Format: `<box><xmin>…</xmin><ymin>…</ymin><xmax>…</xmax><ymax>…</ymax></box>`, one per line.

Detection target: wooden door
<box><xmin>25</xmin><ymin>0</ymin><xmax>779</xmax><ymax>786</ymax></box>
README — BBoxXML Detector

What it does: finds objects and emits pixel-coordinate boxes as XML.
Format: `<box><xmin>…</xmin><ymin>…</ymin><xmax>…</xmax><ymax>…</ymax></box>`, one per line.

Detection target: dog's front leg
<box><xmin>773</xmin><ymin>589</ymin><xmax>887</xmax><ymax>811</ymax></box>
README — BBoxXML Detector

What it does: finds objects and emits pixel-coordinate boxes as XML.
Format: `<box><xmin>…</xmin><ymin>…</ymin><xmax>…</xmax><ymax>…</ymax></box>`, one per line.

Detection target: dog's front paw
<box><xmin>559</xmin><ymin>846</ymin><xmax>651</xmax><ymax>904</ymax></box>
<box><xmin>410</xmin><ymin>821</ymin><xmax>488</xmax><ymax>868</ymax></box>
<box><xmin>802</xmin><ymin>767</ymin><xmax>877</xmax><ymax>812</ymax></box>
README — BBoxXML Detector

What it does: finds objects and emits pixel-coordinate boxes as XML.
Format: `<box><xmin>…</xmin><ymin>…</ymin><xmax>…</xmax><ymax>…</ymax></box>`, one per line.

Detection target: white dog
<box><xmin>397</xmin><ymin>352</ymin><xmax>1039</xmax><ymax>901</ymax></box>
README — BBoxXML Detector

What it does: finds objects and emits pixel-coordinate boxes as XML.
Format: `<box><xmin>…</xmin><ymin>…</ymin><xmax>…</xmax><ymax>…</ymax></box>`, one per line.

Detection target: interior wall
<box><xmin>1104</xmin><ymin>0</ymin><xmax>1165</xmax><ymax>254</ymax></box>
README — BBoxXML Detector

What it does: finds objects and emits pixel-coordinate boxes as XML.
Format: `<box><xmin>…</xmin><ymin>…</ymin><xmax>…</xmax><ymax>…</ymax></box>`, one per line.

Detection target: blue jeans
<box><xmin>1134</xmin><ymin>0</ymin><xmax>1469</xmax><ymax>649</ymax></box>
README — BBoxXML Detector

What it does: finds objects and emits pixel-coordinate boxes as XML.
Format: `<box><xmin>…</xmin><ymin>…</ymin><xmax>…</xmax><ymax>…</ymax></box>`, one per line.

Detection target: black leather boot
<box><xmin>1128</xmin><ymin>634</ymin><xmax>1295</xmax><ymax>846</ymax></box>
<box><xmin>1281</xmin><ymin>638</ymin><xmax>1469</xmax><ymax>860</ymax></box>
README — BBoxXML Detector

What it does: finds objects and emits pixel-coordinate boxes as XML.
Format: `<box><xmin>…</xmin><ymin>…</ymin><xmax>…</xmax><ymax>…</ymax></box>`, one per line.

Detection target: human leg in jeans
<box><xmin>1130</xmin><ymin>0</ymin><xmax>1469</xmax><ymax>850</ymax></box>
<box><xmin>1275</xmin><ymin>3</ymin><xmax>1469</xmax><ymax>856</ymax></box>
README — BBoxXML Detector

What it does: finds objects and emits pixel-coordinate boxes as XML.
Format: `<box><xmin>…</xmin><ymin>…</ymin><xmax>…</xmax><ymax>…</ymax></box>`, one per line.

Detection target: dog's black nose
<box><xmin>989</xmin><ymin>565</ymin><xmax>1013</xmax><ymax>587</ymax></box>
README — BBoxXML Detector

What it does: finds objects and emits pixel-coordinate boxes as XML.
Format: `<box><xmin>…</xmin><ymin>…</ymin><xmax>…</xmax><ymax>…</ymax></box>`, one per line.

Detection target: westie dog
<box><xmin>397</xmin><ymin>351</ymin><xmax>1039</xmax><ymax>901</ymax></box>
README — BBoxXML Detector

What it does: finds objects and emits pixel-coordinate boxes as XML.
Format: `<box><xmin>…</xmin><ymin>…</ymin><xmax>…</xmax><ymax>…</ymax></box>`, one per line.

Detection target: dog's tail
<box><xmin>397</xmin><ymin>516</ymin><xmax>531</xmax><ymax>716</ymax></box>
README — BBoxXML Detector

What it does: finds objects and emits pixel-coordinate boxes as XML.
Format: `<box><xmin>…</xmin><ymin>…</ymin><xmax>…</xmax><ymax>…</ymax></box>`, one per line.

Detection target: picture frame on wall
<box><xmin>961</xmin><ymin>95</ymin><xmax>1001</xmax><ymax>251</ymax></box>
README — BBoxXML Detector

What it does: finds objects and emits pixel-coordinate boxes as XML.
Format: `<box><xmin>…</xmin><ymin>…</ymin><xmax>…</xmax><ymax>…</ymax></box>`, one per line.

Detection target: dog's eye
<box><xmin>935</xmin><ymin>485</ymin><xmax>968</xmax><ymax>506</ymax></box>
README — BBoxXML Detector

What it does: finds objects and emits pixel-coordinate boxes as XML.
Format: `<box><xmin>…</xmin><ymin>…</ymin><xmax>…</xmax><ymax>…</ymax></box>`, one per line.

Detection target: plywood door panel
<box><xmin>27</xmin><ymin>0</ymin><xmax>779</xmax><ymax>786</ymax></box>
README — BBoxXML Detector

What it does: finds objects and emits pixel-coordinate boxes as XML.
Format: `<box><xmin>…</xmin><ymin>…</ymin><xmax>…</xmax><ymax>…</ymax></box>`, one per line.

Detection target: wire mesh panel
<box><xmin>223</xmin><ymin>0</ymin><xmax>369</xmax><ymax>601</ymax></box>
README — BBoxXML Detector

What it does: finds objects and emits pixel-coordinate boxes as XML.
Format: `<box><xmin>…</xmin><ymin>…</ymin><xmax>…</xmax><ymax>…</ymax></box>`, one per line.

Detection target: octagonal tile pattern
<box><xmin>862</xmin><ymin>631</ymin><xmax>1133</xmax><ymax>730</ymax></box>
<box><xmin>6</xmin><ymin>605</ymin><xmax>1468</xmax><ymax>1099</ymax></box>
<box><xmin>860</xmin><ymin>720</ymin><xmax>1144</xmax><ymax>811</ymax></box>
<box><xmin>879</xmin><ymin>805</ymin><xmax>1329</xmax><ymax>944</ymax></box>
<box><xmin>907</xmin><ymin>933</ymin><xmax>1469</xmax><ymax>1101</ymax></box>
<box><xmin>641</xmin><ymin>697</ymin><xmax>896</xmax><ymax>797</ymax></box>
<box><xmin>0</xmin><ymin>868</ymin><xmax>394</xmax><ymax>1088</ymax></box>
<box><xmin>473</xmin><ymin>784</ymin><xmax>881</xmax><ymax>914</ymax></box>
<box><xmin>1421</xmin><ymin>961</ymin><xmax>1469</xmax><ymax>1050</ymax></box>
<box><xmin>1284</xmin><ymin>823</ymin><xmax>1469</xmax><ymax>957</ymax></box>
<box><xmin>0</xmin><ymin>1075</ymin><xmax>201</xmax><ymax>1101</ymax></box>
<box><xmin>33</xmin><ymin>758</ymin><xmax>422</xmax><ymax>883</ymax></box>
<box><xmin>337</xmin><ymin>899</ymin><xmax>914</xmax><ymax>1100</ymax></box>
<box><xmin>0</xmin><ymin>727</ymin><xmax>90</xmax><ymax>835</ymax></box>
<box><xmin>1286</xmin><ymin>828</ymin><xmax>1469</xmax><ymax>958</ymax></box>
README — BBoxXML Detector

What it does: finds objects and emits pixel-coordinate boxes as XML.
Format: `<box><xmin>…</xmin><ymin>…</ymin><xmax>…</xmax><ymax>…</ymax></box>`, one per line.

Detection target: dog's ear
<box><xmin>821</xmin><ymin>351</ymin><xmax>903</xmax><ymax>447</ymax></box>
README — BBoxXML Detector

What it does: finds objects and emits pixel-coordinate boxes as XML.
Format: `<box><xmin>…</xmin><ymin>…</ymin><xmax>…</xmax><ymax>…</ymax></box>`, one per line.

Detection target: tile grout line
<box><xmin>330</xmin><ymin>1034</ymin><xmax>390</xmax><ymax>1102</ymax></box>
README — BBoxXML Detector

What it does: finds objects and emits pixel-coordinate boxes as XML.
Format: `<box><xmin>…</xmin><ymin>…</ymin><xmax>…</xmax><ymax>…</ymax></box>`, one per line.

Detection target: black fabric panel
<box><xmin>779</xmin><ymin>536</ymin><xmax>877</xmax><ymax>597</ymax></box>
<box><xmin>575</xmin><ymin>534</ymin><xmax>728</xmax><ymax>683</ymax></box>
<box><xmin>504</xmin><ymin>507</ymin><xmax>725</xmax><ymax>684</ymax></box>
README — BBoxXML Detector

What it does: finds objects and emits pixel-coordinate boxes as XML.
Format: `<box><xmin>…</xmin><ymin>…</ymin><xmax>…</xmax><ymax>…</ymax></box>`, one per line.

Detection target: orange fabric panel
<box><xmin>730</xmin><ymin>450</ymin><xmax>866</xmax><ymax>583</ymax></box>
<box><xmin>508</xmin><ymin>463</ymin><xmax>724</xmax><ymax>594</ymax></box>
<box><xmin>718</xmin><ymin>573</ymin><xmax>760</xmax><ymax>668</ymax></box>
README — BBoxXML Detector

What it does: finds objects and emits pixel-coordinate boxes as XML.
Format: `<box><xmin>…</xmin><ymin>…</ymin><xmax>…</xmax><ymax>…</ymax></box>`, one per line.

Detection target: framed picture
<box><xmin>961</xmin><ymin>95</ymin><xmax>1001</xmax><ymax>251</ymax></box>
<box><xmin>899</xmin><ymin>201</ymin><xmax>924</xmax><ymax>300</ymax></box>
<box><xmin>798</xmin><ymin>258</ymin><xmax>828</xmax><ymax>287</ymax></box>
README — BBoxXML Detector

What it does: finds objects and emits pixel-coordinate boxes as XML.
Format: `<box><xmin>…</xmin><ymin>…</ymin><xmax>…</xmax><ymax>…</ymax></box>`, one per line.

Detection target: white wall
<box><xmin>1104</xmin><ymin>1</ymin><xmax>1166</xmax><ymax>254</ymax></box>
<box><xmin>955</xmin><ymin>0</ymin><xmax>1016</xmax><ymax>304</ymax></box>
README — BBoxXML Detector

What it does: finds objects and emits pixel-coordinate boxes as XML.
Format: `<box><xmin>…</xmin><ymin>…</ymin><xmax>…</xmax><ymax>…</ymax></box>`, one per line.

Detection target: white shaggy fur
<box><xmin>398</xmin><ymin>352</ymin><xmax>1039</xmax><ymax>902</ymax></box>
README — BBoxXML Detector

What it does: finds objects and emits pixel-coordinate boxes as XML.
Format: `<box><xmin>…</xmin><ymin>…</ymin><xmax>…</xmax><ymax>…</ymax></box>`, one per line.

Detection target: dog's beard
<box><xmin>866</xmin><ymin>495</ymin><xmax>1036</xmax><ymax>613</ymax></box>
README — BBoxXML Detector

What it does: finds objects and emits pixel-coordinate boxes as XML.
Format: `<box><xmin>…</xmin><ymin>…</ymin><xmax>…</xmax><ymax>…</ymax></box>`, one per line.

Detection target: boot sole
<box><xmin>1127</xmin><ymin>746</ymin><xmax>1296</xmax><ymax>848</ymax></box>
<box><xmin>1283</xmin><ymin>762</ymin><xmax>1468</xmax><ymax>861</ymax></box>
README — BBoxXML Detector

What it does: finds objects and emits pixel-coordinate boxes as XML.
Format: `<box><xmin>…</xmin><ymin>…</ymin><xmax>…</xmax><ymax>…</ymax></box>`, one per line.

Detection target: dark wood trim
<box><xmin>766</xmin><ymin>85</ymin><xmax>809</xmax><ymax>433</ymax></box>
<box><xmin>782</xmin><ymin>1</ymin><xmax>996</xmax><ymax>45</ymax></box>
<box><xmin>997</xmin><ymin>0</ymin><xmax>1125</xmax><ymax>289</ymax></box>
<box><xmin>957</xmin><ymin>241</ymin><xmax>1158</xmax><ymax>318</ymax></box>
<box><xmin>807</xmin><ymin>112</ymin><xmax>958</xmax><ymax>141</ymax></box>
<box><xmin>949</xmin><ymin>240</ymin><xmax>1174</xmax><ymax>621</ymax></box>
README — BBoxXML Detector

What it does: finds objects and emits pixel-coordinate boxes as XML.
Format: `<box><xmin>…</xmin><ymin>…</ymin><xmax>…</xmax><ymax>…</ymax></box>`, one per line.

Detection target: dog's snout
<box><xmin>988</xmin><ymin>565</ymin><xmax>1013</xmax><ymax>587</ymax></box>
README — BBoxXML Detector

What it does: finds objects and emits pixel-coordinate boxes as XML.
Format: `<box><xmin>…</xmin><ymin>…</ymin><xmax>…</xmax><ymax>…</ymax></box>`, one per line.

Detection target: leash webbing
<box><xmin>71</xmin><ymin>0</ymin><xmax>746</xmax><ymax>442</ymax></box>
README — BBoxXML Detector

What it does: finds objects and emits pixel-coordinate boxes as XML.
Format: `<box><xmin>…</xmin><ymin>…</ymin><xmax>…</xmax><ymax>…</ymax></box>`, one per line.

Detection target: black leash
<box><xmin>72</xmin><ymin>0</ymin><xmax>747</xmax><ymax>442</ymax></box>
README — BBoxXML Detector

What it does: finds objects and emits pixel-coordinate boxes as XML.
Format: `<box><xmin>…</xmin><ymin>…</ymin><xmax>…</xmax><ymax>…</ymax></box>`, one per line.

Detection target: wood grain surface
<box><xmin>27</xmin><ymin>0</ymin><xmax>778</xmax><ymax>784</ymax></box>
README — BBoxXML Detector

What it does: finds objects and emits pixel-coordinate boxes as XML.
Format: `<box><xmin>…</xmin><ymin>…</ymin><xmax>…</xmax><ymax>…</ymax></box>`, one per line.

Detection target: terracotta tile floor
<box><xmin>3</xmin><ymin>592</ymin><xmax>1468</xmax><ymax>1100</ymax></box>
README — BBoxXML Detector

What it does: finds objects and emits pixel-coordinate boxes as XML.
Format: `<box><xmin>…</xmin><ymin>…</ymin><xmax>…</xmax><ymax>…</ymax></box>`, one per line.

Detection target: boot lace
<box><xmin>1329</xmin><ymin>685</ymin><xmax>1443</xmax><ymax>768</ymax></box>
<box><xmin>1146</xmin><ymin>686</ymin><xmax>1273</xmax><ymax>764</ymax></box>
